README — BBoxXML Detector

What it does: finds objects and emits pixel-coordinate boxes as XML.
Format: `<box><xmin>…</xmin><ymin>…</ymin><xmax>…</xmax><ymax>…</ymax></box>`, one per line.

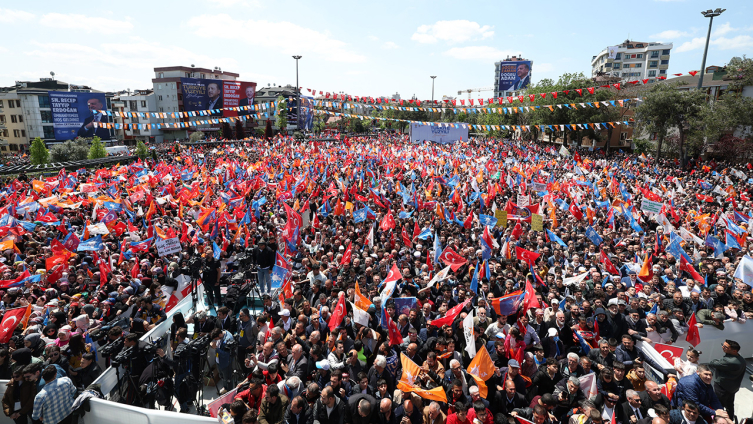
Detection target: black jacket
<box><xmin>313</xmin><ymin>397</ymin><xmax>347</xmax><ymax>424</ymax></box>
<box><xmin>617</xmin><ymin>401</ymin><xmax>648</xmax><ymax>424</ymax></box>
<box><xmin>284</xmin><ymin>400</ymin><xmax>314</xmax><ymax>424</ymax></box>
<box><xmin>254</xmin><ymin>246</ymin><xmax>275</xmax><ymax>269</ymax></box>
<box><xmin>494</xmin><ymin>390</ymin><xmax>527</xmax><ymax>416</ymax></box>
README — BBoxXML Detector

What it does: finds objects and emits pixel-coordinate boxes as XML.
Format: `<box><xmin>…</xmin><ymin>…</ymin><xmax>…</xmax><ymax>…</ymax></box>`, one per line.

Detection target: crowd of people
<box><xmin>0</xmin><ymin>134</ymin><xmax>750</xmax><ymax>424</ymax></box>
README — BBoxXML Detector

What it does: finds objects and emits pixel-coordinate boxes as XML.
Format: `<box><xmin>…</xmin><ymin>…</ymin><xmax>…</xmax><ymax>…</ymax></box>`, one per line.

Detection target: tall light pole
<box><xmin>697</xmin><ymin>8</ymin><xmax>725</xmax><ymax>90</ymax></box>
<box><xmin>292</xmin><ymin>55</ymin><xmax>302</xmax><ymax>132</ymax></box>
<box><xmin>430</xmin><ymin>76</ymin><xmax>437</xmax><ymax>104</ymax></box>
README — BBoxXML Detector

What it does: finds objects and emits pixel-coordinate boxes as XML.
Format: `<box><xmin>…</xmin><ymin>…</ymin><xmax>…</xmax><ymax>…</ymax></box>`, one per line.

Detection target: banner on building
<box><xmin>409</xmin><ymin>123</ymin><xmax>468</xmax><ymax>145</ymax></box>
<box><xmin>498</xmin><ymin>61</ymin><xmax>532</xmax><ymax>92</ymax></box>
<box><xmin>223</xmin><ymin>81</ymin><xmax>257</xmax><ymax>118</ymax></box>
<box><xmin>49</xmin><ymin>92</ymin><xmax>111</xmax><ymax>141</ymax></box>
<box><xmin>607</xmin><ymin>46</ymin><xmax>620</xmax><ymax>60</ymax></box>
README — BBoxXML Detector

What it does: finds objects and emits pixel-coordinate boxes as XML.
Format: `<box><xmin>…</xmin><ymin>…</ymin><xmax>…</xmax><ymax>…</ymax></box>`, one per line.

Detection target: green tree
<box><xmin>189</xmin><ymin>131</ymin><xmax>205</xmax><ymax>143</ymax></box>
<box><xmin>634</xmin><ymin>81</ymin><xmax>705</xmax><ymax>164</ymax></box>
<box><xmin>50</xmin><ymin>138</ymin><xmax>88</xmax><ymax>162</ymax></box>
<box><xmin>135</xmin><ymin>141</ymin><xmax>149</xmax><ymax>159</ymax></box>
<box><xmin>30</xmin><ymin>137</ymin><xmax>49</xmax><ymax>165</ymax></box>
<box><xmin>726</xmin><ymin>56</ymin><xmax>753</xmax><ymax>91</ymax></box>
<box><xmin>88</xmin><ymin>136</ymin><xmax>107</xmax><ymax>159</ymax></box>
<box><xmin>276</xmin><ymin>95</ymin><xmax>288</xmax><ymax>134</ymax></box>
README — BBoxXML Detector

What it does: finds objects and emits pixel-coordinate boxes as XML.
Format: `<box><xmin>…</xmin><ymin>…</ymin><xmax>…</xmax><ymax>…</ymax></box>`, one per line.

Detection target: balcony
<box><xmin>659</xmin><ymin>64</ymin><xmax>669</xmax><ymax>70</ymax></box>
<box><xmin>660</xmin><ymin>55</ymin><xmax>670</xmax><ymax>60</ymax></box>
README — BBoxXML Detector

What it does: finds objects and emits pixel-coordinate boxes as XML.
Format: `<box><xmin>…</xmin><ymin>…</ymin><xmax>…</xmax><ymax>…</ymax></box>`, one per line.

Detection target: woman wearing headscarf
<box><xmin>23</xmin><ymin>334</ymin><xmax>45</xmax><ymax>358</ymax></box>
<box><xmin>40</xmin><ymin>325</ymin><xmax>58</xmax><ymax>346</ymax></box>
<box><xmin>54</xmin><ymin>326</ymin><xmax>71</xmax><ymax>348</ymax></box>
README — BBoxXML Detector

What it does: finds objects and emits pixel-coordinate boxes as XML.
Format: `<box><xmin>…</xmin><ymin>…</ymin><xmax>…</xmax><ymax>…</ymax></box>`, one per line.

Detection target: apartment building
<box><xmin>592</xmin><ymin>40</ymin><xmax>673</xmax><ymax>83</ymax></box>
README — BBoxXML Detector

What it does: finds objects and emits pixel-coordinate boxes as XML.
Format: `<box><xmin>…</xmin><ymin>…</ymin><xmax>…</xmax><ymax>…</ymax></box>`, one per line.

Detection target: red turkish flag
<box><xmin>679</xmin><ymin>256</ymin><xmax>704</xmax><ymax>285</ymax></box>
<box><xmin>0</xmin><ymin>306</ymin><xmax>27</xmax><ymax>343</ymax></box>
<box><xmin>551</xmin><ymin>92</ymin><xmax>558</xmax><ymax>99</ymax></box>
<box><xmin>383</xmin><ymin>264</ymin><xmax>403</xmax><ymax>286</ymax></box>
<box><xmin>328</xmin><ymin>293</ymin><xmax>347</xmax><ymax>331</ymax></box>
<box><xmin>600</xmin><ymin>250</ymin><xmax>620</xmax><ymax>275</ymax></box>
<box><xmin>521</xmin><ymin>280</ymin><xmax>541</xmax><ymax>316</ymax></box>
<box><xmin>587</xmin><ymin>87</ymin><xmax>595</xmax><ymax>94</ymax></box>
<box><xmin>575</xmin><ymin>89</ymin><xmax>583</xmax><ymax>96</ymax></box>
<box><xmin>463</xmin><ymin>213</ymin><xmax>473</xmax><ymax>229</ymax></box>
<box><xmin>613</xmin><ymin>83</ymin><xmax>621</xmax><ymax>90</ymax></box>
<box><xmin>401</xmin><ymin>227</ymin><xmax>412</xmax><ymax>247</ymax></box>
<box><xmin>506</xmin><ymin>96</ymin><xmax>513</xmax><ymax>104</ymax></box>
<box><xmin>654</xmin><ymin>343</ymin><xmax>684</xmax><ymax>364</ymax></box>
<box><xmin>515</xmin><ymin>246</ymin><xmax>540</xmax><ymax>266</ymax></box>
<box><xmin>686</xmin><ymin>313</ymin><xmax>701</xmax><ymax>346</ymax></box>
<box><xmin>340</xmin><ymin>242</ymin><xmax>353</xmax><ymax>266</ymax></box>
<box><xmin>428</xmin><ymin>299</ymin><xmax>471</xmax><ymax>328</ymax></box>
<box><xmin>517</xmin><ymin>96</ymin><xmax>524</xmax><ymax>103</ymax></box>
<box><xmin>689</xmin><ymin>71</ymin><xmax>698</xmax><ymax>76</ymax></box>
<box><xmin>380</xmin><ymin>212</ymin><xmax>395</xmax><ymax>231</ymax></box>
<box><xmin>438</xmin><ymin>247</ymin><xmax>467</xmax><ymax>271</ymax></box>
<box><xmin>569</xmin><ymin>203</ymin><xmax>584</xmax><ymax>220</ymax></box>
<box><xmin>384</xmin><ymin>310</ymin><xmax>404</xmax><ymax>345</ymax></box>
<box><xmin>511</xmin><ymin>222</ymin><xmax>523</xmax><ymax>239</ymax></box>
<box><xmin>528</xmin><ymin>94</ymin><xmax>535</xmax><ymax>102</ymax></box>
<box><xmin>540</xmin><ymin>93</ymin><xmax>547</xmax><ymax>99</ymax></box>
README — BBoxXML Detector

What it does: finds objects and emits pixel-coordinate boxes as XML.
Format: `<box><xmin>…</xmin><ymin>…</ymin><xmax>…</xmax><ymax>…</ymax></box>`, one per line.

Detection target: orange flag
<box><xmin>638</xmin><ymin>254</ymin><xmax>653</xmax><ymax>282</ymax></box>
<box><xmin>399</xmin><ymin>353</ymin><xmax>422</xmax><ymax>385</ymax></box>
<box><xmin>396</xmin><ymin>380</ymin><xmax>448</xmax><ymax>403</ymax></box>
<box><xmin>21</xmin><ymin>303</ymin><xmax>32</xmax><ymax>330</ymax></box>
<box><xmin>466</xmin><ymin>346</ymin><xmax>496</xmax><ymax>398</ymax></box>
<box><xmin>354</xmin><ymin>282</ymin><xmax>373</xmax><ymax>311</ymax></box>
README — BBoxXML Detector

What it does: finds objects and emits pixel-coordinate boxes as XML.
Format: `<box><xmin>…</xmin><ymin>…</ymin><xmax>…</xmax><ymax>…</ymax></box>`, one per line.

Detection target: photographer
<box><xmin>168</xmin><ymin>327</ymin><xmax>193</xmax><ymax>413</ymax></box>
<box><xmin>121</xmin><ymin>333</ymin><xmax>148</xmax><ymax>378</ymax></box>
<box><xmin>101</xmin><ymin>326</ymin><xmax>125</xmax><ymax>365</ymax></box>
<box><xmin>132</xmin><ymin>296</ymin><xmax>167</xmax><ymax>329</ymax></box>
<box><xmin>186</xmin><ymin>311</ymin><xmax>217</xmax><ymax>337</ymax></box>
<box><xmin>253</xmin><ymin>239</ymin><xmax>274</xmax><ymax>294</ymax></box>
<box><xmin>70</xmin><ymin>352</ymin><xmax>102</xmax><ymax>389</ymax></box>
<box><xmin>237</xmin><ymin>308</ymin><xmax>259</xmax><ymax>375</ymax></box>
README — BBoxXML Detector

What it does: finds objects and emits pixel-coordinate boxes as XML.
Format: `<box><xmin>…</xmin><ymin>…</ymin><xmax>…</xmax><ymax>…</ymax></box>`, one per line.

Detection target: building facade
<box><xmin>591</xmin><ymin>40</ymin><xmax>673</xmax><ymax>83</ymax></box>
<box><xmin>111</xmin><ymin>89</ymin><xmax>160</xmax><ymax>144</ymax></box>
<box><xmin>152</xmin><ymin>65</ymin><xmax>240</xmax><ymax>141</ymax></box>
<box><xmin>494</xmin><ymin>55</ymin><xmax>533</xmax><ymax>99</ymax></box>
<box><xmin>0</xmin><ymin>91</ymin><xmax>24</xmax><ymax>153</ymax></box>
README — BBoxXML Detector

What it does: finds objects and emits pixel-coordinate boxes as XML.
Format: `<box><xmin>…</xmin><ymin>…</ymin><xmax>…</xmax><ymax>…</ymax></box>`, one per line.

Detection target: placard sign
<box><xmin>156</xmin><ymin>237</ymin><xmax>181</xmax><ymax>257</ymax></box>
<box><xmin>495</xmin><ymin>210</ymin><xmax>507</xmax><ymax>228</ymax></box>
<box><xmin>640</xmin><ymin>199</ymin><xmax>663</xmax><ymax>215</ymax></box>
<box><xmin>531</xmin><ymin>214</ymin><xmax>543</xmax><ymax>231</ymax></box>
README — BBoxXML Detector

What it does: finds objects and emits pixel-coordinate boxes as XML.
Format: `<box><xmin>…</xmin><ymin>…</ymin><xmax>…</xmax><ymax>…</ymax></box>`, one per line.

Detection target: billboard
<box><xmin>409</xmin><ymin>123</ymin><xmax>468</xmax><ymax>145</ymax></box>
<box><xmin>49</xmin><ymin>91</ymin><xmax>111</xmax><ymax>141</ymax></box>
<box><xmin>180</xmin><ymin>78</ymin><xmax>256</xmax><ymax>117</ymax></box>
<box><xmin>607</xmin><ymin>46</ymin><xmax>619</xmax><ymax>59</ymax></box>
<box><xmin>222</xmin><ymin>80</ymin><xmax>256</xmax><ymax>118</ymax></box>
<box><xmin>498</xmin><ymin>61</ymin><xmax>532</xmax><ymax>92</ymax></box>
<box><xmin>300</xmin><ymin>96</ymin><xmax>314</xmax><ymax>131</ymax></box>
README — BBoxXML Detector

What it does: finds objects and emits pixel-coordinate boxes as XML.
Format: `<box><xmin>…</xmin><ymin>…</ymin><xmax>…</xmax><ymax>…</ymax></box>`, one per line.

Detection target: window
<box><xmin>10</xmin><ymin>115</ymin><xmax>16</xmax><ymax>123</ymax></box>
<box><xmin>159</xmin><ymin>107</ymin><xmax>164</xmax><ymax>112</ymax></box>
<box><xmin>613</xmin><ymin>63</ymin><xmax>621</xmax><ymax>69</ymax></box>
<box><xmin>0</xmin><ymin>100</ymin><xmax>3</xmax><ymax>108</ymax></box>
<box><xmin>0</xmin><ymin>146</ymin><xmax>5</xmax><ymax>152</ymax></box>
<box><xmin>141</xmin><ymin>101</ymin><xmax>146</xmax><ymax>108</ymax></box>
<box><xmin>40</xmin><ymin>110</ymin><xmax>52</xmax><ymax>123</ymax></box>
<box><xmin>17</xmin><ymin>115</ymin><xmax>22</xmax><ymax>123</ymax></box>
<box><xmin>636</xmin><ymin>44</ymin><xmax>644</xmax><ymax>48</ymax></box>
<box><xmin>649</xmin><ymin>61</ymin><xmax>658</xmax><ymax>68</ymax></box>
<box><xmin>20</xmin><ymin>130</ymin><xmax>25</xmax><ymax>137</ymax></box>
<box><xmin>661</xmin><ymin>60</ymin><xmax>669</xmax><ymax>65</ymax></box>
<box><xmin>615</xmin><ymin>53</ymin><xmax>622</xmax><ymax>60</ymax></box>
<box><xmin>178</xmin><ymin>94</ymin><xmax>182</xmax><ymax>101</ymax></box>
<box><xmin>637</xmin><ymin>54</ymin><xmax>643</xmax><ymax>59</ymax></box>
<box><xmin>7</xmin><ymin>101</ymin><xmax>14</xmax><ymax>109</ymax></box>
<box><xmin>185</xmin><ymin>72</ymin><xmax>190</xmax><ymax>78</ymax></box>
<box><xmin>651</xmin><ymin>51</ymin><xmax>660</xmax><ymax>58</ymax></box>
<box><xmin>660</xmin><ymin>70</ymin><xmax>667</xmax><ymax>74</ymax></box>
<box><xmin>38</xmin><ymin>95</ymin><xmax>51</xmax><ymax>108</ymax></box>
<box><xmin>605</xmin><ymin>63</ymin><xmax>612</xmax><ymax>68</ymax></box>
<box><xmin>15</xmin><ymin>100</ymin><xmax>20</xmax><ymax>107</ymax></box>
<box><xmin>662</xmin><ymin>49</ymin><xmax>670</xmax><ymax>55</ymax></box>
<box><xmin>13</xmin><ymin>129</ymin><xmax>19</xmax><ymax>137</ymax></box>
<box><xmin>0</xmin><ymin>115</ymin><xmax>4</xmax><ymax>123</ymax></box>
<box><xmin>627</xmin><ymin>44</ymin><xmax>633</xmax><ymax>48</ymax></box>
<box><xmin>157</xmin><ymin>84</ymin><xmax>162</xmax><ymax>90</ymax></box>
<box><xmin>129</xmin><ymin>101</ymin><xmax>138</xmax><ymax>110</ymax></box>
<box><xmin>200</xmin><ymin>73</ymin><xmax>205</xmax><ymax>78</ymax></box>
<box><xmin>158</xmin><ymin>72</ymin><xmax>164</xmax><ymax>78</ymax></box>
<box><xmin>649</xmin><ymin>70</ymin><xmax>657</xmax><ymax>77</ymax></box>
<box><xmin>43</xmin><ymin>126</ymin><xmax>55</xmax><ymax>139</ymax></box>
<box><xmin>635</xmin><ymin>63</ymin><xmax>642</xmax><ymax>68</ymax></box>
<box><xmin>620</xmin><ymin>132</ymin><xmax>628</xmax><ymax>141</ymax></box>
<box><xmin>0</xmin><ymin>129</ymin><xmax>7</xmax><ymax>137</ymax></box>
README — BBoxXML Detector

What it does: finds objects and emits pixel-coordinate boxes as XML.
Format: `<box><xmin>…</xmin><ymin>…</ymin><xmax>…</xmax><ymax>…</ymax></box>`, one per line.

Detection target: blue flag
<box><xmin>479</xmin><ymin>214</ymin><xmax>498</xmax><ymax>227</ymax></box>
<box><xmin>77</xmin><ymin>235</ymin><xmax>104</xmax><ymax>252</ymax></box>
<box><xmin>585</xmin><ymin>226</ymin><xmax>603</xmax><ymax>246</ymax></box>
<box><xmin>470</xmin><ymin>260</ymin><xmax>480</xmax><ymax>294</ymax></box>
<box><xmin>212</xmin><ymin>241</ymin><xmax>221</xmax><ymax>260</ymax></box>
<box><xmin>546</xmin><ymin>229</ymin><xmax>567</xmax><ymax>247</ymax></box>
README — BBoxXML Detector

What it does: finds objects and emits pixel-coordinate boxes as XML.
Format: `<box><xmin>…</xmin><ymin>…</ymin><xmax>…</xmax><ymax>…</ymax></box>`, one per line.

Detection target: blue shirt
<box><xmin>32</xmin><ymin>377</ymin><xmax>77</xmax><ymax>424</ymax></box>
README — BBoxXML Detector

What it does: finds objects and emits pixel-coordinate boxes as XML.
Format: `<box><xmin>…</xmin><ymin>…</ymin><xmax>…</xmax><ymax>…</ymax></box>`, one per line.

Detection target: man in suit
<box><xmin>286</xmin><ymin>344</ymin><xmax>309</xmax><ymax>381</ymax></box>
<box><xmin>618</xmin><ymin>390</ymin><xmax>648</xmax><ymax>424</ymax></box>
<box><xmin>511</xmin><ymin>63</ymin><xmax>531</xmax><ymax>90</ymax></box>
<box><xmin>206</xmin><ymin>81</ymin><xmax>223</xmax><ymax>111</ymax></box>
<box><xmin>77</xmin><ymin>97</ymin><xmax>111</xmax><ymax>139</ymax></box>
<box><xmin>216</xmin><ymin>306</ymin><xmax>237</xmax><ymax>333</ymax></box>
<box><xmin>423</xmin><ymin>401</ymin><xmax>446</xmax><ymax>424</ymax></box>
<box><xmin>494</xmin><ymin>380</ymin><xmax>527</xmax><ymax>417</ymax></box>
<box><xmin>708</xmin><ymin>339</ymin><xmax>746</xmax><ymax>420</ymax></box>
<box><xmin>347</xmin><ymin>393</ymin><xmax>378</xmax><ymax>424</ymax></box>
<box><xmin>238</xmin><ymin>85</ymin><xmax>255</xmax><ymax>116</ymax></box>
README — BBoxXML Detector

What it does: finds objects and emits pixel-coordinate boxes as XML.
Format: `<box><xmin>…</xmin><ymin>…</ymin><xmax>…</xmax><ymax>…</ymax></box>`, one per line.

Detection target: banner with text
<box><xmin>49</xmin><ymin>92</ymin><xmax>111</xmax><ymax>141</ymax></box>
<box><xmin>410</xmin><ymin>123</ymin><xmax>468</xmax><ymax>145</ymax></box>
<box><xmin>498</xmin><ymin>61</ymin><xmax>532</xmax><ymax>92</ymax></box>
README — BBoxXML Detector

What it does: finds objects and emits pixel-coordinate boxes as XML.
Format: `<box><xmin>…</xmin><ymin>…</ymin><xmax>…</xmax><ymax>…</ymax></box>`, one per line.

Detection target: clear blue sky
<box><xmin>1</xmin><ymin>0</ymin><xmax>751</xmax><ymax>100</ymax></box>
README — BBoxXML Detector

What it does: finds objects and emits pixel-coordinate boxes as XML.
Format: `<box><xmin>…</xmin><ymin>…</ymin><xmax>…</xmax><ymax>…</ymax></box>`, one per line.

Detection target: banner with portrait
<box><xmin>498</xmin><ymin>61</ymin><xmax>532</xmax><ymax>92</ymax></box>
<box><xmin>49</xmin><ymin>92</ymin><xmax>111</xmax><ymax>141</ymax></box>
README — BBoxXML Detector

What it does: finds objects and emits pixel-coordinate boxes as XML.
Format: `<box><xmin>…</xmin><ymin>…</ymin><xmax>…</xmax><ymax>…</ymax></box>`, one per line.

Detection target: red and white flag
<box><xmin>0</xmin><ymin>306</ymin><xmax>28</xmax><ymax>344</ymax></box>
<box><xmin>328</xmin><ymin>292</ymin><xmax>346</xmax><ymax>331</ymax></box>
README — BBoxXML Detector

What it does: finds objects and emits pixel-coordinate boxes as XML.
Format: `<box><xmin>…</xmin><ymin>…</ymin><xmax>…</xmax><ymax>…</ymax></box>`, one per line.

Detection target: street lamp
<box><xmin>430</xmin><ymin>76</ymin><xmax>437</xmax><ymax>104</ymax></box>
<box><xmin>697</xmin><ymin>8</ymin><xmax>725</xmax><ymax>90</ymax></box>
<box><xmin>292</xmin><ymin>55</ymin><xmax>302</xmax><ymax>133</ymax></box>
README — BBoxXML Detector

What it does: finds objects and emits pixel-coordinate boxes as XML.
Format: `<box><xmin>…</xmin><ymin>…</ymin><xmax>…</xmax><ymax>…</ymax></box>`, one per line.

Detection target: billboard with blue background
<box><xmin>49</xmin><ymin>91</ymin><xmax>111</xmax><ymax>141</ymax></box>
<box><xmin>409</xmin><ymin>123</ymin><xmax>468</xmax><ymax>144</ymax></box>
<box><xmin>498</xmin><ymin>61</ymin><xmax>532</xmax><ymax>92</ymax></box>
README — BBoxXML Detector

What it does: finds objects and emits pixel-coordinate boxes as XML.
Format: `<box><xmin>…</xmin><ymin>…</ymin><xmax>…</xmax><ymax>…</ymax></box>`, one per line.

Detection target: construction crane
<box><xmin>457</xmin><ymin>87</ymin><xmax>494</xmax><ymax>99</ymax></box>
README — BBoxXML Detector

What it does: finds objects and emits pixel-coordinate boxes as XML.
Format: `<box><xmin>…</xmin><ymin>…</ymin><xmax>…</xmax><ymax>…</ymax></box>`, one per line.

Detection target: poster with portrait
<box><xmin>49</xmin><ymin>91</ymin><xmax>111</xmax><ymax>141</ymax></box>
<box><xmin>498</xmin><ymin>61</ymin><xmax>532</xmax><ymax>92</ymax></box>
<box><xmin>223</xmin><ymin>80</ymin><xmax>257</xmax><ymax>117</ymax></box>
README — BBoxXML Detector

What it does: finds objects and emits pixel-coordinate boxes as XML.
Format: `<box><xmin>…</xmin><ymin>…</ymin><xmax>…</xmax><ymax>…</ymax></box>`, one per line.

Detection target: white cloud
<box><xmin>0</xmin><ymin>46</ymin><xmax>8</xmax><ymax>53</ymax></box>
<box><xmin>649</xmin><ymin>30</ymin><xmax>691</xmax><ymax>40</ymax></box>
<box><xmin>412</xmin><ymin>20</ymin><xmax>494</xmax><ymax>44</ymax></box>
<box><xmin>0</xmin><ymin>9</ymin><xmax>34</xmax><ymax>23</ymax></box>
<box><xmin>712</xmin><ymin>22</ymin><xmax>735</xmax><ymax>37</ymax></box>
<box><xmin>39</xmin><ymin>13</ymin><xmax>133</xmax><ymax>34</ymax></box>
<box><xmin>207</xmin><ymin>0</ymin><xmax>261</xmax><ymax>6</ymax></box>
<box><xmin>677</xmin><ymin>34</ymin><xmax>753</xmax><ymax>52</ymax></box>
<box><xmin>382</xmin><ymin>41</ymin><xmax>399</xmax><ymax>49</ymax></box>
<box><xmin>367</xmin><ymin>35</ymin><xmax>379</xmax><ymax>41</ymax></box>
<box><xmin>443</xmin><ymin>46</ymin><xmax>514</xmax><ymax>61</ymax></box>
<box><xmin>184</xmin><ymin>14</ymin><xmax>366</xmax><ymax>63</ymax></box>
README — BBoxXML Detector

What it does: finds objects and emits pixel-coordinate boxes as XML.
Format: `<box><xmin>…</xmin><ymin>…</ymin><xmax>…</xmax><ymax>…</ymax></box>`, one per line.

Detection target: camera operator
<box><xmin>210</xmin><ymin>328</ymin><xmax>235</xmax><ymax>394</ymax></box>
<box><xmin>165</xmin><ymin>327</ymin><xmax>193</xmax><ymax>413</ymax></box>
<box><xmin>70</xmin><ymin>352</ymin><xmax>102</xmax><ymax>389</ymax></box>
<box><xmin>122</xmin><ymin>333</ymin><xmax>148</xmax><ymax>378</ymax></box>
<box><xmin>203</xmin><ymin>247</ymin><xmax>222</xmax><ymax>307</ymax></box>
<box><xmin>252</xmin><ymin>239</ymin><xmax>274</xmax><ymax>294</ymax></box>
<box><xmin>101</xmin><ymin>327</ymin><xmax>125</xmax><ymax>365</ymax></box>
<box><xmin>186</xmin><ymin>311</ymin><xmax>217</xmax><ymax>337</ymax></box>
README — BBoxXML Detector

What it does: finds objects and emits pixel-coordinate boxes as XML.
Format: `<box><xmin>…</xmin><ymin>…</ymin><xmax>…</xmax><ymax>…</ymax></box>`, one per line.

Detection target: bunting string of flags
<box><xmin>301</xmin><ymin>71</ymin><xmax>699</xmax><ymax>106</ymax></box>
<box><xmin>312</xmin><ymin>109</ymin><xmax>635</xmax><ymax>131</ymax></box>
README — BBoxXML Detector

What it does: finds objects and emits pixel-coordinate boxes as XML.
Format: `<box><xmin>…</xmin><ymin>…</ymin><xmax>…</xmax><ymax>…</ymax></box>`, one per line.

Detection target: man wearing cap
<box><xmin>621</xmin><ymin>271</ymin><xmax>639</xmax><ymax>289</ymax></box>
<box><xmin>500</xmin><ymin>359</ymin><xmax>526</xmax><ymax>397</ymax></box>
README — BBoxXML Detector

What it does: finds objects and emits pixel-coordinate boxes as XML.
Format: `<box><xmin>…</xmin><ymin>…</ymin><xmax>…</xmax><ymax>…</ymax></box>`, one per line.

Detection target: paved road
<box><xmin>734</xmin><ymin>359</ymin><xmax>753</xmax><ymax>420</ymax></box>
